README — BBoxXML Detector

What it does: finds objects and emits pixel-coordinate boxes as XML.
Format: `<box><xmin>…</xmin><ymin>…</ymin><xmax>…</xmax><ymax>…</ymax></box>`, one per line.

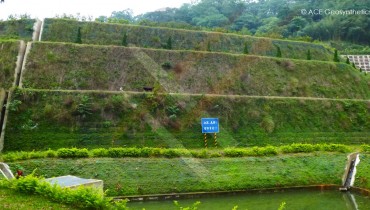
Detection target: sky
<box><xmin>0</xmin><ymin>0</ymin><xmax>195</xmax><ymax>20</ymax></box>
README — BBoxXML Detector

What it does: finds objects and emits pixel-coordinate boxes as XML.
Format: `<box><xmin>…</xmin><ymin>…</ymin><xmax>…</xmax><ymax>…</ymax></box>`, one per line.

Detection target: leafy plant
<box><xmin>76</xmin><ymin>95</ymin><xmax>92</xmax><ymax>118</ymax></box>
<box><xmin>261</xmin><ymin>116</ymin><xmax>275</xmax><ymax>133</ymax></box>
<box><xmin>174</xmin><ymin>200</ymin><xmax>201</xmax><ymax>210</ymax></box>
<box><xmin>75</xmin><ymin>27</ymin><xmax>82</xmax><ymax>44</ymax></box>
<box><xmin>333</xmin><ymin>49</ymin><xmax>340</xmax><ymax>62</ymax></box>
<box><xmin>243</xmin><ymin>42</ymin><xmax>249</xmax><ymax>54</ymax></box>
<box><xmin>207</xmin><ymin>41</ymin><xmax>211</xmax><ymax>52</ymax></box>
<box><xmin>166</xmin><ymin>36</ymin><xmax>172</xmax><ymax>50</ymax></box>
<box><xmin>162</xmin><ymin>61</ymin><xmax>172</xmax><ymax>70</ymax></box>
<box><xmin>122</xmin><ymin>32</ymin><xmax>128</xmax><ymax>46</ymax></box>
<box><xmin>307</xmin><ymin>49</ymin><xmax>311</xmax><ymax>60</ymax></box>
<box><xmin>8</xmin><ymin>99</ymin><xmax>22</xmax><ymax>112</ymax></box>
<box><xmin>276</xmin><ymin>45</ymin><xmax>282</xmax><ymax>58</ymax></box>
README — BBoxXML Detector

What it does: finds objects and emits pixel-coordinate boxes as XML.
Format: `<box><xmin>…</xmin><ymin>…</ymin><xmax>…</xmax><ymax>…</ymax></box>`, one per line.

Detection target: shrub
<box><xmin>254</xmin><ymin>146</ymin><xmax>278</xmax><ymax>156</ymax></box>
<box><xmin>320</xmin><ymin>144</ymin><xmax>348</xmax><ymax>153</ymax></box>
<box><xmin>191</xmin><ymin>149</ymin><xmax>209</xmax><ymax>158</ymax></box>
<box><xmin>166</xmin><ymin>36</ymin><xmax>172</xmax><ymax>50</ymax></box>
<box><xmin>46</xmin><ymin>149</ymin><xmax>57</xmax><ymax>158</ymax></box>
<box><xmin>261</xmin><ymin>116</ymin><xmax>275</xmax><ymax>133</ymax></box>
<box><xmin>276</xmin><ymin>45</ymin><xmax>282</xmax><ymax>58</ymax></box>
<box><xmin>121</xmin><ymin>32</ymin><xmax>128</xmax><ymax>47</ymax></box>
<box><xmin>224</xmin><ymin>148</ymin><xmax>246</xmax><ymax>157</ymax></box>
<box><xmin>333</xmin><ymin>49</ymin><xmax>340</xmax><ymax>62</ymax></box>
<box><xmin>57</xmin><ymin>148</ymin><xmax>89</xmax><ymax>158</ymax></box>
<box><xmin>90</xmin><ymin>148</ymin><xmax>109</xmax><ymax>157</ymax></box>
<box><xmin>1</xmin><ymin>174</ymin><xmax>113</xmax><ymax>209</ymax></box>
<box><xmin>243</xmin><ymin>42</ymin><xmax>249</xmax><ymax>54</ymax></box>
<box><xmin>162</xmin><ymin>61</ymin><xmax>172</xmax><ymax>70</ymax></box>
<box><xmin>307</xmin><ymin>49</ymin><xmax>311</xmax><ymax>60</ymax></box>
<box><xmin>361</xmin><ymin>145</ymin><xmax>370</xmax><ymax>152</ymax></box>
<box><xmin>161</xmin><ymin>149</ymin><xmax>183</xmax><ymax>158</ymax></box>
<box><xmin>141</xmin><ymin>147</ymin><xmax>162</xmax><ymax>157</ymax></box>
<box><xmin>75</xmin><ymin>27</ymin><xmax>82</xmax><ymax>44</ymax></box>
<box><xmin>281</xmin><ymin>143</ymin><xmax>316</xmax><ymax>153</ymax></box>
<box><xmin>108</xmin><ymin>148</ymin><xmax>142</xmax><ymax>157</ymax></box>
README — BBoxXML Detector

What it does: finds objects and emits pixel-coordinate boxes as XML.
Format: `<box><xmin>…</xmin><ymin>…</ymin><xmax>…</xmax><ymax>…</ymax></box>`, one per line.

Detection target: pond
<box><xmin>126</xmin><ymin>189</ymin><xmax>370</xmax><ymax>210</ymax></box>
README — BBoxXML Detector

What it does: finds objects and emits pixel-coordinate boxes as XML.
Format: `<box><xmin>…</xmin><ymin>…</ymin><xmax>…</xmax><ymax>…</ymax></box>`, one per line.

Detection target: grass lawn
<box><xmin>0</xmin><ymin>188</ymin><xmax>77</xmax><ymax>210</ymax></box>
<box><xmin>8</xmin><ymin>153</ymin><xmax>347</xmax><ymax>196</ymax></box>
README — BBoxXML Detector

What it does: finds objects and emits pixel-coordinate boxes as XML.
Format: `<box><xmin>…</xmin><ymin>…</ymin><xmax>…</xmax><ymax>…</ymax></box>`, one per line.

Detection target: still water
<box><xmin>127</xmin><ymin>189</ymin><xmax>370</xmax><ymax>210</ymax></box>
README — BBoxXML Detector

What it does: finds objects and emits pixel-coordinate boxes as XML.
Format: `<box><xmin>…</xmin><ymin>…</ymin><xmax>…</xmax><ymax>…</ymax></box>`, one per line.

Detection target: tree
<box><xmin>110</xmin><ymin>9</ymin><xmax>134</xmax><ymax>22</ymax></box>
<box><xmin>352</xmin><ymin>63</ymin><xmax>356</xmax><ymax>69</ymax></box>
<box><xmin>346</xmin><ymin>57</ymin><xmax>350</xmax><ymax>64</ymax></box>
<box><xmin>166</xmin><ymin>37</ymin><xmax>172</xmax><ymax>50</ymax></box>
<box><xmin>276</xmin><ymin>45</ymin><xmax>282</xmax><ymax>58</ymax></box>
<box><xmin>122</xmin><ymin>32</ymin><xmax>128</xmax><ymax>47</ymax></box>
<box><xmin>95</xmin><ymin>16</ymin><xmax>108</xmax><ymax>23</ymax></box>
<box><xmin>243</xmin><ymin>42</ymin><xmax>249</xmax><ymax>54</ymax></box>
<box><xmin>75</xmin><ymin>27</ymin><xmax>82</xmax><ymax>44</ymax></box>
<box><xmin>207</xmin><ymin>41</ymin><xmax>211</xmax><ymax>51</ymax></box>
<box><xmin>307</xmin><ymin>49</ymin><xmax>311</xmax><ymax>60</ymax></box>
<box><xmin>333</xmin><ymin>49</ymin><xmax>340</xmax><ymax>62</ymax></box>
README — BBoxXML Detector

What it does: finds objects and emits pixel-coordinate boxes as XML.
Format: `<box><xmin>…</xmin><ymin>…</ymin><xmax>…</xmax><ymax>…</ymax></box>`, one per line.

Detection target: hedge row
<box><xmin>0</xmin><ymin>144</ymin><xmax>352</xmax><ymax>162</ymax></box>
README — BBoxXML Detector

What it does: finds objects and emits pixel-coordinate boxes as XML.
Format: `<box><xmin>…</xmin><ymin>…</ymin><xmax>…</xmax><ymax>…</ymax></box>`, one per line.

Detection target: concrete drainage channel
<box><xmin>0</xmin><ymin>39</ymin><xmax>31</xmax><ymax>151</ymax></box>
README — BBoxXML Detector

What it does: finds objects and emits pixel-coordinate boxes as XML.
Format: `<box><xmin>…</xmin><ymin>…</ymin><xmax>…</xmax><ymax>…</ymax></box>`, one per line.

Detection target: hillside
<box><xmin>0</xmin><ymin>40</ymin><xmax>20</xmax><ymax>90</ymax></box>
<box><xmin>0</xmin><ymin>18</ymin><xmax>369</xmax><ymax>152</ymax></box>
<box><xmin>21</xmin><ymin>42</ymin><xmax>369</xmax><ymax>99</ymax></box>
<box><xmin>0</xmin><ymin>16</ymin><xmax>370</xmax><ymax>202</ymax></box>
<box><xmin>4</xmin><ymin>89</ymin><xmax>369</xmax><ymax>151</ymax></box>
<box><xmin>0</xmin><ymin>19</ymin><xmax>35</xmax><ymax>40</ymax></box>
<box><xmin>41</xmin><ymin>18</ymin><xmax>333</xmax><ymax>61</ymax></box>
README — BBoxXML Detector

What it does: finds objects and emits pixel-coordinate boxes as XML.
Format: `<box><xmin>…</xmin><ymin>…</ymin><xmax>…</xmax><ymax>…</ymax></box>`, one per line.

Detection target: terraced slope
<box><xmin>20</xmin><ymin>42</ymin><xmax>369</xmax><ymax>99</ymax></box>
<box><xmin>0</xmin><ymin>19</ymin><xmax>36</xmax><ymax>40</ymax></box>
<box><xmin>0</xmin><ymin>40</ymin><xmax>20</xmax><ymax>90</ymax></box>
<box><xmin>41</xmin><ymin>18</ymin><xmax>333</xmax><ymax>61</ymax></box>
<box><xmin>1</xmin><ymin>19</ymin><xmax>369</xmax><ymax>152</ymax></box>
<box><xmin>3</xmin><ymin>89</ymin><xmax>369</xmax><ymax>151</ymax></box>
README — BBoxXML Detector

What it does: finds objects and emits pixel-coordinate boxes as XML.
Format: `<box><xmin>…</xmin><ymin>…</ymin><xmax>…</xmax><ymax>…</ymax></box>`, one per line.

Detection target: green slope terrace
<box><xmin>0</xmin><ymin>18</ymin><xmax>369</xmax><ymax>199</ymax></box>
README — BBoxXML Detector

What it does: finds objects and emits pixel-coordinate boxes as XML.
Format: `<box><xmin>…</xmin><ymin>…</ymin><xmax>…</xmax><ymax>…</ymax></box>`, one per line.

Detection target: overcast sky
<box><xmin>0</xmin><ymin>0</ymin><xmax>194</xmax><ymax>20</ymax></box>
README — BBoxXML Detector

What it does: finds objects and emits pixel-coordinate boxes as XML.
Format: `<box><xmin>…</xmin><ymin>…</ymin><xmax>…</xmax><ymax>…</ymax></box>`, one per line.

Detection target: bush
<box><xmin>191</xmin><ymin>149</ymin><xmax>209</xmax><ymax>158</ymax></box>
<box><xmin>224</xmin><ymin>148</ymin><xmax>246</xmax><ymax>157</ymax></box>
<box><xmin>57</xmin><ymin>148</ymin><xmax>89</xmax><ymax>158</ymax></box>
<box><xmin>108</xmin><ymin>148</ymin><xmax>142</xmax><ymax>158</ymax></box>
<box><xmin>46</xmin><ymin>149</ymin><xmax>57</xmax><ymax>158</ymax></box>
<box><xmin>253</xmin><ymin>146</ymin><xmax>278</xmax><ymax>156</ymax></box>
<box><xmin>161</xmin><ymin>149</ymin><xmax>183</xmax><ymax>158</ymax></box>
<box><xmin>281</xmin><ymin>143</ymin><xmax>317</xmax><ymax>153</ymax></box>
<box><xmin>261</xmin><ymin>116</ymin><xmax>275</xmax><ymax>133</ymax></box>
<box><xmin>161</xmin><ymin>61</ymin><xmax>172</xmax><ymax>70</ymax></box>
<box><xmin>320</xmin><ymin>144</ymin><xmax>348</xmax><ymax>153</ymax></box>
<box><xmin>361</xmin><ymin>145</ymin><xmax>370</xmax><ymax>152</ymax></box>
<box><xmin>1</xmin><ymin>174</ymin><xmax>114</xmax><ymax>209</ymax></box>
<box><xmin>90</xmin><ymin>148</ymin><xmax>109</xmax><ymax>157</ymax></box>
<box><xmin>141</xmin><ymin>147</ymin><xmax>162</xmax><ymax>157</ymax></box>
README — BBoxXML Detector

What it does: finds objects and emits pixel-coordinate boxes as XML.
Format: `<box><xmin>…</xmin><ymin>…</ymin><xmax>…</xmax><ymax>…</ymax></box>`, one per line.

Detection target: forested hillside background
<box><xmin>93</xmin><ymin>0</ymin><xmax>370</xmax><ymax>47</ymax></box>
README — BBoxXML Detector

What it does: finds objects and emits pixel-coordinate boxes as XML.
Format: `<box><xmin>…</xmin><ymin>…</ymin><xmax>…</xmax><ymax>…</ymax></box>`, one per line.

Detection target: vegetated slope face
<box><xmin>4</xmin><ymin>89</ymin><xmax>369</xmax><ymax>151</ymax></box>
<box><xmin>21</xmin><ymin>42</ymin><xmax>370</xmax><ymax>99</ymax></box>
<box><xmin>8</xmin><ymin>154</ymin><xmax>346</xmax><ymax>196</ymax></box>
<box><xmin>0</xmin><ymin>41</ymin><xmax>20</xmax><ymax>90</ymax></box>
<box><xmin>0</xmin><ymin>19</ymin><xmax>35</xmax><ymax>40</ymax></box>
<box><xmin>41</xmin><ymin>18</ymin><xmax>332</xmax><ymax>61</ymax></box>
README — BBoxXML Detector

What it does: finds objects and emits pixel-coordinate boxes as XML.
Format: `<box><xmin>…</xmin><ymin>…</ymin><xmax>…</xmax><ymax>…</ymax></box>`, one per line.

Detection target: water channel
<box><xmin>127</xmin><ymin>189</ymin><xmax>370</xmax><ymax>210</ymax></box>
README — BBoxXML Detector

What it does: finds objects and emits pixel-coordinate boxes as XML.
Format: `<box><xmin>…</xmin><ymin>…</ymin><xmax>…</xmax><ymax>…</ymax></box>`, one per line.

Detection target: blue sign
<box><xmin>201</xmin><ymin>118</ymin><xmax>219</xmax><ymax>133</ymax></box>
